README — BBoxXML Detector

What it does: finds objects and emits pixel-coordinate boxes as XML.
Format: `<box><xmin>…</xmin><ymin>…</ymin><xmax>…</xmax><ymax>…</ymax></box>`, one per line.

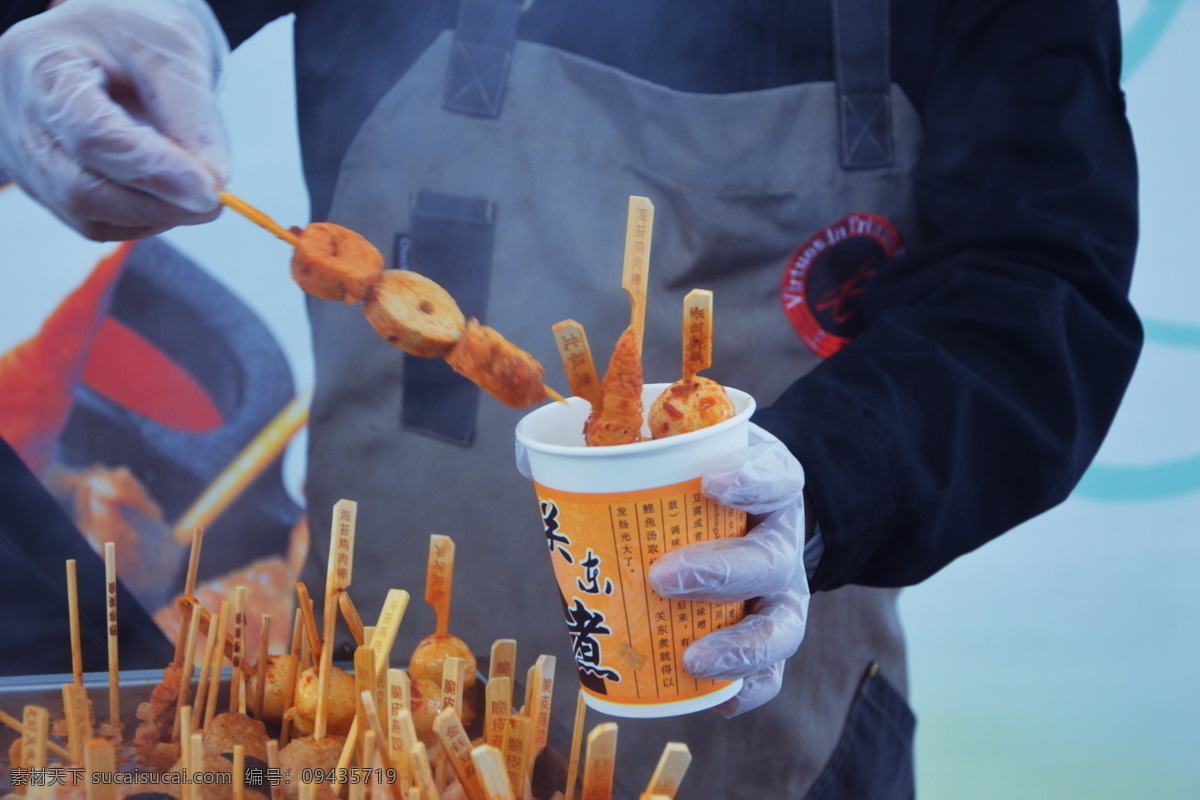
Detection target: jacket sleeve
<box><xmin>753</xmin><ymin>0</ymin><xmax>1141</xmax><ymax>592</ymax></box>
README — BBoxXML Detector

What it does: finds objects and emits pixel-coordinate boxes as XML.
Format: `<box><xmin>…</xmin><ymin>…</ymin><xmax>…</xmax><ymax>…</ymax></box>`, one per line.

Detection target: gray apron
<box><xmin>305</xmin><ymin>0</ymin><xmax>919</xmax><ymax>795</ymax></box>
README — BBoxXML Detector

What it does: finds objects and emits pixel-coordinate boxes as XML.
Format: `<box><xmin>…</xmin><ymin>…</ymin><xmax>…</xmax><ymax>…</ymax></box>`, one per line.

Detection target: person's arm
<box><xmin>1</xmin><ymin>0</ymin><xmax>294</xmax><ymax>45</ymax></box>
<box><xmin>755</xmin><ymin>0</ymin><xmax>1140</xmax><ymax>592</ymax></box>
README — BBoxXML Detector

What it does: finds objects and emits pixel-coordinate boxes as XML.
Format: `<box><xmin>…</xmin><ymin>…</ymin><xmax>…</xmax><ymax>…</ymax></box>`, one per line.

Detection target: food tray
<box><xmin>0</xmin><ymin>668</ymin><xmax>633</xmax><ymax>799</ymax></box>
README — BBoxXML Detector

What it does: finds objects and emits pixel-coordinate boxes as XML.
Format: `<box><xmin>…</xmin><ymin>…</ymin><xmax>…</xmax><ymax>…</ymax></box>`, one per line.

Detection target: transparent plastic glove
<box><xmin>648</xmin><ymin>422</ymin><xmax>810</xmax><ymax>717</ymax></box>
<box><xmin>0</xmin><ymin>0</ymin><xmax>230</xmax><ymax>240</ymax></box>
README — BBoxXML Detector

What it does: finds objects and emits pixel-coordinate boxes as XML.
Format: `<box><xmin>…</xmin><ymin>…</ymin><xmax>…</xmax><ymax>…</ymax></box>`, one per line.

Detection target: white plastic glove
<box><xmin>648</xmin><ymin>422</ymin><xmax>811</xmax><ymax>717</ymax></box>
<box><xmin>0</xmin><ymin>0</ymin><xmax>230</xmax><ymax>240</ymax></box>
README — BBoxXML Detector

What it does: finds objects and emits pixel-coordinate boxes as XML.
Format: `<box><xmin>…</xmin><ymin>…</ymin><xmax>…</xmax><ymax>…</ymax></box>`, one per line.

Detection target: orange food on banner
<box><xmin>0</xmin><ymin>242</ymin><xmax>131</xmax><ymax>475</ymax></box>
<box><xmin>82</xmin><ymin>317</ymin><xmax>223</xmax><ymax>432</ymax></box>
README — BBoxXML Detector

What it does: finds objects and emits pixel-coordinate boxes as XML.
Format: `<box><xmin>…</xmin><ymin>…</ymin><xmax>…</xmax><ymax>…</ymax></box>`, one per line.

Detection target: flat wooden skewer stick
<box><xmin>191</xmin><ymin>605</ymin><xmax>221</xmax><ymax>726</ymax></box>
<box><xmin>296</xmin><ymin>582</ymin><xmax>322</xmax><ymax>659</ymax></box>
<box><xmin>267</xmin><ymin>739</ymin><xmax>283</xmax><ymax>800</ymax></box>
<box><xmin>644</xmin><ymin>743</ymin><xmax>692</xmax><ymax>799</ymax></box>
<box><xmin>317</xmin><ymin>499</ymin><xmax>357</xmax><ymax>739</ymax></box>
<box><xmin>103</xmin><ymin>542</ymin><xmax>120</xmax><ymax>727</ymax></box>
<box><xmin>230</xmin><ymin>586</ymin><xmax>248</xmax><ymax>714</ymax></box>
<box><xmin>219</xmin><ymin>191</ymin><xmax>302</xmax><ymax>247</ymax></box>
<box><xmin>339</xmin><ymin>592</ymin><xmax>366</xmax><ymax>646</ymax></box>
<box><xmin>552</xmin><ymin>320</ymin><xmax>602</xmax><ymax>408</ymax></box>
<box><xmin>621</xmin><ymin>196</ymin><xmax>654</xmax><ymax>355</ymax></box>
<box><xmin>173</xmin><ymin>387</ymin><xmax>312</xmax><ymax>545</ymax></box>
<box><xmin>66</xmin><ymin>559</ymin><xmax>83</xmax><ymax>688</ymax></box>
<box><xmin>85</xmin><ymin>738</ymin><xmax>117</xmax><ymax>800</ymax></box>
<box><xmin>425</xmin><ymin>535</ymin><xmax>455</xmax><ymax>637</ymax></box>
<box><xmin>580</xmin><ymin>723</ymin><xmax>617</xmax><ymax>800</ymax></box>
<box><xmin>681</xmin><ymin>289</ymin><xmax>713</xmax><ymax>384</ymax></box>
<box><xmin>174</xmin><ymin>600</ymin><xmax>204</xmax><ymax>738</ymax></box>
<box><xmin>563</xmin><ymin>689</ymin><xmax>586</xmax><ymax>800</ymax></box>
<box><xmin>176</xmin><ymin>595</ymin><xmax>256</xmax><ymax>678</ymax></box>
<box><xmin>470</xmin><ymin>744</ymin><xmax>515</xmax><ymax>800</ymax></box>
<box><xmin>61</xmin><ymin>683</ymin><xmax>91</xmax><ymax>764</ymax></box>
<box><xmin>0</xmin><ymin>710</ymin><xmax>71</xmax><ymax>761</ymax></box>
<box><xmin>484</xmin><ymin>677</ymin><xmax>510</xmax><ymax>751</ymax></box>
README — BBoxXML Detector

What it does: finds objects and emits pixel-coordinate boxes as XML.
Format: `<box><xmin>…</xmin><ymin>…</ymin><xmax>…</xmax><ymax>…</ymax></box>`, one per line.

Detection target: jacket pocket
<box><xmin>803</xmin><ymin>662</ymin><xmax>916</xmax><ymax>800</ymax></box>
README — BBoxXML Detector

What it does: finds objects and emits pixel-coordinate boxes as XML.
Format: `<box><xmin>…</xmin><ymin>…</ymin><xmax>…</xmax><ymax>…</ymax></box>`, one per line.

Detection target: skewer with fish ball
<box><xmin>410</xmin><ymin>536</ymin><xmax>477</xmax><ymax>690</ymax></box>
<box><xmin>648</xmin><ymin>289</ymin><xmax>735</xmax><ymax>438</ymax></box>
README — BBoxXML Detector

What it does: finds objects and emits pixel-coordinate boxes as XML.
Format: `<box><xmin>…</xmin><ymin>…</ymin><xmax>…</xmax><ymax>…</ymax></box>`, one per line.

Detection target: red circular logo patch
<box><xmin>780</xmin><ymin>212</ymin><xmax>905</xmax><ymax>358</ymax></box>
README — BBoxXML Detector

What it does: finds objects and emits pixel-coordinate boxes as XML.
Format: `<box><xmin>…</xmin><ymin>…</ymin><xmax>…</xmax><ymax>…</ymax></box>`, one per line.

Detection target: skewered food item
<box><xmin>409</xmin><ymin>634</ymin><xmax>478</xmax><ymax>690</ymax></box>
<box><xmin>278</xmin><ymin>735</ymin><xmax>346</xmax><ymax>800</ymax></box>
<box><xmin>258</xmin><ymin>653</ymin><xmax>299</xmax><ymax>722</ymax></box>
<box><xmin>408</xmin><ymin>677</ymin><xmax>445</xmax><ymax>748</ymax></box>
<box><xmin>648</xmin><ymin>376</ymin><xmax>735</xmax><ymax>438</ymax></box>
<box><xmin>444</xmin><ymin>319</ymin><xmax>548</xmax><ymax>408</ymax></box>
<box><xmin>204</xmin><ymin>712</ymin><xmax>269</xmax><ymax>762</ymax></box>
<box><xmin>291</xmin><ymin>665</ymin><xmax>356</xmax><ymax>737</ymax></box>
<box><xmin>290</xmin><ymin>222</ymin><xmax>384</xmax><ymax>303</ymax></box>
<box><xmin>584</xmin><ymin>327</ymin><xmax>644</xmax><ymax>446</ymax></box>
<box><xmin>362</xmin><ymin>270</ymin><xmax>466</xmax><ymax>357</ymax></box>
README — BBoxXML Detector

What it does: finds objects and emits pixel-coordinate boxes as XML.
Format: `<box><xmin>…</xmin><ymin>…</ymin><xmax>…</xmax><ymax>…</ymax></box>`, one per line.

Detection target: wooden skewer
<box><xmin>644</xmin><ymin>743</ymin><xmax>692</xmax><ymax>799</ymax></box>
<box><xmin>580</xmin><ymin>723</ymin><xmax>617</xmax><ymax>800</ymax></box>
<box><xmin>529</xmin><ymin>655</ymin><xmax>555</xmax><ymax>764</ymax></box>
<box><xmin>522</xmin><ymin>663</ymin><xmax>537</xmax><ymax>718</ymax></box>
<box><xmin>368</xmin><ymin>589</ymin><xmax>409</xmax><ymax>673</ymax></box>
<box><xmin>173</xmin><ymin>387</ymin><xmax>312</xmax><ymax>545</ymax></box>
<box><xmin>219</xmin><ymin>191</ymin><xmax>302</xmax><ymax>247</ymax></box>
<box><xmin>255</xmin><ymin>613</ymin><xmax>272</xmax><ymax>718</ymax></box>
<box><xmin>180</xmin><ymin>705</ymin><xmax>194</xmax><ymax>800</ymax></box>
<box><xmin>85</xmin><ymin>738</ymin><xmax>118</xmax><ymax>800</ymax></box>
<box><xmin>489</xmin><ymin>639</ymin><xmax>517</xmax><ymax>690</ymax></box>
<box><xmin>0</xmin><ymin>709</ymin><xmax>71</xmax><ymax>761</ymax></box>
<box><xmin>470</xmin><ymin>744</ymin><xmax>515</xmax><ymax>800</ymax></box>
<box><xmin>409</xmin><ymin>743</ymin><xmax>439</xmax><ymax>800</ymax></box>
<box><xmin>175</xmin><ymin>596</ymin><xmax>257</xmax><ymax>679</ymax></box>
<box><xmin>552</xmin><ymin>320</ymin><xmax>602</xmax><ymax>408</ymax></box>
<box><xmin>501</xmin><ymin>715</ymin><xmax>532</xmax><ymax>799</ymax></box>
<box><xmin>191</xmin><ymin>606</ymin><xmax>219</xmax><ymax>727</ymax></box>
<box><xmin>425</xmin><ymin>535</ymin><xmax>455</xmax><ymax>637</ymax></box>
<box><xmin>433</xmin><ymin>708</ymin><xmax>486</xmax><ymax>800</ymax></box>
<box><xmin>442</xmin><ymin>657</ymin><xmax>466</xmax><ymax>720</ymax></box>
<box><xmin>230</xmin><ymin>586</ymin><xmax>248</xmax><ymax>714</ymax></box>
<box><xmin>355</xmin><ymin>647</ymin><xmax>378</xmax><ymax>762</ymax></box>
<box><xmin>299</xmin><ymin>779</ymin><xmax>317</xmax><ymax>800</ymax></box>
<box><xmin>174</xmin><ymin>528</ymin><xmax>205</xmax><ymax>666</ymax></box>
<box><xmin>103</xmin><ymin>543</ymin><xmax>121</xmax><ymax>728</ymax></box>
<box><xmin>204</xmin><ymin>601</ymin><xmax>230</xmax><ymax>728</ymax></box>
<box><xmin>233</xmin><ymin>744</ymin><xmax>246</xmax><ymax>800</ymax></box>
<box><xmin>621</xmin><ymin>196</ymin><xmax>655</xmax><ymax>355</ymax></box>
<box><xmin>296</xmin><ymin>583</ymin><xmax>322</xmax><ymax>660</ymax></box>
<box><xmin>174</xmin><ymin>599</ymin><xmax>204</xmax><ymax>738</ymax></box>
<box><xmin>680</xmin><ymin>289</ymin><xmax>713</xmax><ymax>384</ymax></box>
<box><xmin>387</xmin><ymin>669</ymin><xmax>414</xmax><ymax>755</ymax></box>
<box><xmin>66</xmin><ymin>559</ymin><xmax>83</xmax><ymax>688</ymax></box>
<box><xmin>267</xmin><ymin>739</ymin><xmax>283</xmax><ymax>800</ymax></box>
<box><xmin>544</xmin><ymin>386</ymin><xmax>569</xmax><ymax>404</ymax></box>
<box><xmin>359</xmin><ymin>693</ymin><xmax>405</xmax><ymax>800</ymax></box>
<box><xmin>484</xmin><ymin>676</ymin><xmax>510</xmax><ymax>750</ymax></box>
<box><xmin>317</xmin><ymin>499</ymin><xmax>358</xmax><ymax>740</ymax></box>
<box><xmin>189</xmin><ymin>732</ymin><xmax>204</xmax><ymax>800</ymax></box>
<box><xmin>61</xmin><ymin>683</ymin><xmax>92</xmax><ymax>764</ymax></box>
<box><xmin>340</xmin><ymin>592</ymin><xmax>366</xmax><ymax>647</ymax></box>
<box><xmin>563</xmin><ymin>689</ymin><xmax>586</xmax><ymax>800</ymax></box>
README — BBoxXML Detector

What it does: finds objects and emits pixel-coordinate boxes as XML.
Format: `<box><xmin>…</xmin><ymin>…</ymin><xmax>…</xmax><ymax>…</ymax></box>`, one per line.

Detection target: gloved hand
<box><xmin>648</xmin><ymin>422</ymin><xmax>810</xmax><ymax>717</ymax></box>
<box><xmin>0</xmin><ymin>0</ymin><xmax>230</xmax><ymax>240</ymax></box>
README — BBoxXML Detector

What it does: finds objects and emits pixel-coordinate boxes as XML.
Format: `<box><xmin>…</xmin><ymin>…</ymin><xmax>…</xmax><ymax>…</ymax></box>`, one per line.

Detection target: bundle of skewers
<box><xmin>3</xmin><ymin>505</ymin><xmax>693</xmax><ymax>800</ymax></box>
<box><xmin>553</xmin><ymin>196</ymin><xmax>737</xmax><ymax>446</ymax></box>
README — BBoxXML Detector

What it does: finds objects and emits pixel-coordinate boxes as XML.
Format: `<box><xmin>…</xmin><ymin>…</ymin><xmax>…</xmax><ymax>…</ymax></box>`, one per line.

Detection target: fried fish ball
<box><xmin>444</xmin><ymin>318</ymin><xmax>547</xmax><ymax>408</ymax></box>
<box><xmin>291</xmin><ymin>222</ymin><xmax>384</xmax><ymax>303</ymax></box>
<box><xmin>409</xmin><ymin>634</ymin><xmax>478</xmax><ymax>690</ymax></box>
<box><xmin>585</xmin><ymin>326</ymin><xmax>644</xmax><ymax>446</ymax></box>
<box><xmin>291</xmin><ymin>665</ymin><xmax>356</xmax><ymax>737</ymax></box>
<box><xmin>408</xmin><ymin>677</ymin><xmax>445</xmax><ymax>747</ymax></box>
<box><xmin>648</xmin><ymin>376</ymin><xmax>736</xmax><ymax>438</ymax></box>
<box><xmin>363</xmin><ymin>269</ymin><xmax>466</xmax><ymax>357</ymax></box>
<box><xmin>278</xmin><ymin>735</ymin><xmax>346</xmax><ymax>800</ymax></box>
<box><xmin>259</xmin><ymin>653</ymin><xmax>299</xmax><ymax>722</ymax></box>
<box><xmin>203</xmin><ymin>712</ymin><xmax>268</xmax><ymax>762</ymax></box>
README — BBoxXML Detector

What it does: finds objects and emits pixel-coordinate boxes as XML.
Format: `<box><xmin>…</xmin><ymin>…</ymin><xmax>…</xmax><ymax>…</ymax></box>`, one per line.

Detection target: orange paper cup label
<box><xmin>534</xmin><ymin>477</ymin><xmax>747</xmax><ymax>707</ymax></box>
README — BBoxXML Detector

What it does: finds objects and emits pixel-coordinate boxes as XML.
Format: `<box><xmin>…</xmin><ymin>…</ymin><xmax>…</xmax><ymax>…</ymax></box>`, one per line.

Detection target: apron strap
<box><xmin>832</xmin><ymin>0</ymin><xmax>895</xmax><ymax>169</ymax></box>
<box><xmin>443</xmin><ymin>0</ymin><xmax>523</xmax><ymax>118</ymax></box>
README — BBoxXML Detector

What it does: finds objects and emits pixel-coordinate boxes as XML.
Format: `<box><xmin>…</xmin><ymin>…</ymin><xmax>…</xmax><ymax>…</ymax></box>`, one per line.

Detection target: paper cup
<box><xmin>516</xmin><ymin>383</ymin><xmax>756</xmax><ymax>718</ymax></box>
